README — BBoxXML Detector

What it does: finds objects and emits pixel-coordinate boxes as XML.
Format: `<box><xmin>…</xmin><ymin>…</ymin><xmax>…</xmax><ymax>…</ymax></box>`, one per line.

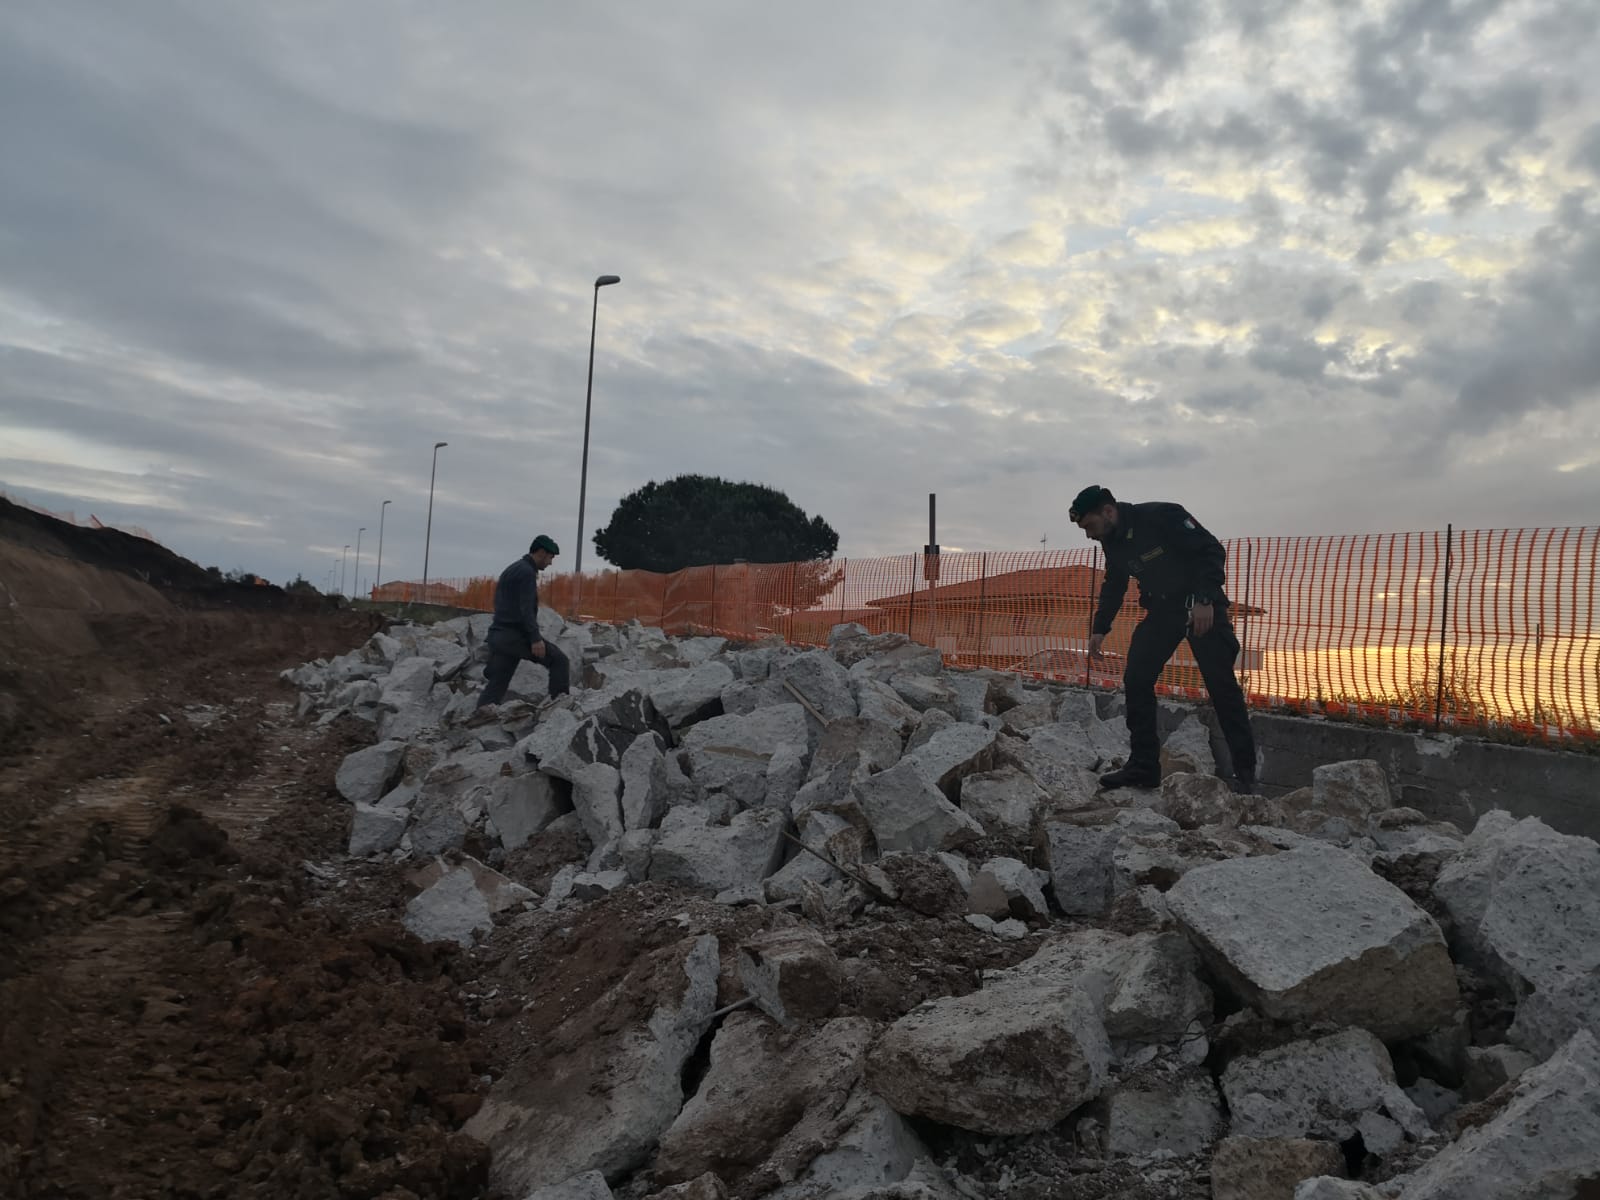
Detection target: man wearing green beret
<box><xmin>1070</xmin><ymin>485</ymin><xmax>1257</xmax><ymax>794</ymax></box>
<box><xmin>477</xmin><ymin>534</ymin><xmax>570</xmax><ymax>708</ymax></box>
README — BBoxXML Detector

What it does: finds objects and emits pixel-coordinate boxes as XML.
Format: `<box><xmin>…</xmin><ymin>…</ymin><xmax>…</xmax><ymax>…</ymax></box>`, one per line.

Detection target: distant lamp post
<box><xmin>575</xmin><ymin>273</ymin><xmax>621</xmax><ymax>618</ymax></box>
<box><xmin>423</xmin><ymin>441</ymin><xmax>448</xmax><ymax>600</ymax></box>
<box><xmin>375</xmin><ymin>499</ymin><xmax>392</xmax><ymax>591</ymax></box>
<box><xmin>353</xmin><ymin>527</ymin><xmax>366</xmax><ymax>600</ymax></box>
<box><xmin>341</xmin><ymin>544</ymin><xmax>350</xmax><ymax>597</ymax></box>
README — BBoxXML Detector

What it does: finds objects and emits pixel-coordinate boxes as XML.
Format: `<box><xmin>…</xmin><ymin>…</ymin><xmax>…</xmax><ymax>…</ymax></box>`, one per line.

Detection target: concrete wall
<box><xmin>1084</xmin><ymin>688</ymin><xmax>1600</xmax><ymax>842</ymax></box>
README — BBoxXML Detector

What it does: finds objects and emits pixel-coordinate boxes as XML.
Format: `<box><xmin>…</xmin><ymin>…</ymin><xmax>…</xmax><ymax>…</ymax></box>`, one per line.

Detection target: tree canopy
<box><xmin>593</xmin><ymin>474</ymin><xmax>839</xmax><ymax>573</ymax></box>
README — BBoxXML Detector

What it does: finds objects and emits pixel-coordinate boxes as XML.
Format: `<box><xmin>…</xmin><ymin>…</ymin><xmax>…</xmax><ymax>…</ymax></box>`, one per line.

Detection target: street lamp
<box><xmin>341</xmin><ymin>544</ymin><xmax>350</xmax><ymax>597</ymax></box>
<box><xmin>375</xmin><ymin>499</ymin><xmax>392</xmax><ymax>591</ymax></box>
<box><xmin>423</xmin><ymin>441</ymin><xmax>448</xmax><ymax>600</ymax></box>
<box><xmin>575</xmin><ymin>273</ymin><xmax>621</xmax><ymax>618</ymax></box>
<box><xmin>353</xmin><ymin>527</ymin><xmax>366</xmax><ymax>600</ymax></box>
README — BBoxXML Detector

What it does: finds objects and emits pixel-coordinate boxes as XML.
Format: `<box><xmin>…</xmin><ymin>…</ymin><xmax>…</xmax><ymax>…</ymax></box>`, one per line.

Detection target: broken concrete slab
<box><xmin>1396</xmin><ymin>1031</ymin><xmax>1600</xmax><ymax>1199</ymax></box>
<box><xmin>524</xmin><ymin>1171</ymin><xmax>614</xmax><ymax>1200</ymax></box>
<box><xmin>335</xmin><ymin>740</ymin><xmax>408</xmax><ymax>805</ymax></box>
<box><xmin>779</xmin><ymin>649</ymin><xmax>858</xmax><ymax>721</ymax></box>
<box><xmin>959</xmin><ymin>767</ymin><xmax>1045</xmax><ymax>842</ymax></box>
<box><xmin>647</xmin><ymin>661</ymin><xmax>737</xmax><ymax>726</ymax></box>
<box><xmin>865</xmin><ymin>974</ymin><xmax>1112</xmax><ymax>1134</ymax></box>
<box><xmin>403</xmin><ymin>859</ymin><xmax>533</xmax><ymax>947</ymax></box>
<box><xmin>967</xmin><ymin>857</ymin><xmax>1048</xmax><ymax>922</ymax></box>
<box><xmin>1462</xmin><ymin>1044</ymin><xmax>1537</xmax><ymax>1101</ymax></box>
<box><xmin>900</xmin><ymin>723</ymin><xmax>999</xmax><ymax>803</ymax></box>
<box><xmin>349</xmin><ymin>802</ymin><xmax>408</xmax><ymax>856</ymax></box>
<box><xmin>1104</xmin><ymin>1072</ymin><xmax>1223</xmax><ymax>1159</ymax></box>
<box><xmin>737</xmin><ymin>926</ymin><xmax>843</xmax><ymax>1026</ymax></box>
<box><xmin>378</xmin><ymin>655</ymin><xmax>436</xmax><ymax>707</ymax></box>
<box><xmin>853</xmin><ymin>761</ymin><xmax>984</xmax><ymax>854</ymax></box>
<box><xmin>945</xmin><ymin>672</ymin><xmax>995</xmax><ymax>724</ymax></box>
<box><xmin>1434</xmin><ymin>813</ymin><xmax>1600</xmax><ymax>1010</ymax></box>
<box><xmin>904</xmin><ymin>707</ymin><xmax>954</xmax><ymax>752</ymax></box>
<box><xmin>485</xmin><ymin>771</ymin><xmax>565</xmax><ymax>850</ymax></box>
<box><xmin>1156</xmin><ymin>772</ymin><xmax>1246</xmax><ymax>830</ymax></box>
<box><xmin>852</xmin><ymin>677</ymin><xmax>921</xmax><ymax>738</ymax></box>
<box><xmin>620</xmin><ymin>736</ymin><xmax>671</xmax><ymax>831</ymax></box>
<box><xmin>1167</xmin><ymin>843</ymin><xmax>1460</xmax><ymax>1039</ymax></box>
<box><xmin>1044</xmin><ymin>809</ymin><xmax>1179</xmax><ymax>916</ymax></box>
<box><xmin>1508</xmin><ymin>963</ymin><xmax>1600</xmax><ymax>1059</ymax></box>
<box><xmin>1210</xmin><ymin>1138</ymin><xmax>1347</xmax><ymax>1200</ymax></box>
<box><xmin>763</xmin><ymin>1089</ymin><xmax>929</xmax><ymax>1199</ymax></box>
<box><xmin>806</xmin><ymin>716</ymin><xmax>903</xmax><ymax>783</ymax></box>
<box><xmin>990</xmin><ymin>929</ymin><xmax>1211</xmax><ymax>1046</ymax></box>
<box><xmin>570</xmin><ymin>762</ymin><xmax>624</xmax><ymax>849</ymax></box>
<box><xmin>1160</xmin><ymin>714</ymin><xmax>1215</xmax><ymax>776</ymax></box>
<box><xmin>762</xmin><ymin>741</ymin><xmax>808</xmax><ymax>812</ymax></box>
<box><xmin>889</xmin><ymin>673</ymin><xmax>959</xmax><ymax>716</ymax></box>
<box><xmin>1311</xmin><ymin>759</ymin><xmax>1393</xmax><ymax>821</ymax></box>
<box><xmin>1220</xmin><ymin>1028</ymin><xmax>1430</xmax><ymax>1144</ymax></box>
<box><xmin>466</xmin><ymin>934</ymin><xmax>721</xmax><ymax>1195</ymax></box>
<box><xmin>679</xmin><ymin>705</ymin><xmax>811</xmax><ymax>806</ymax></box>
<box><xmin>648</xmin><ymin>806</ymin><xmax>789</xmax><ymax>892</ymax></box>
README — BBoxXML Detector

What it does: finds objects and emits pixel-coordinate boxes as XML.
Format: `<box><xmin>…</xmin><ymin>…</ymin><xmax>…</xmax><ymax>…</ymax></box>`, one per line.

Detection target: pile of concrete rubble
<box><xmin>283</xmin><ymin>607</ymin><xmax>1600</xmax><ymax>1200</ymax></box>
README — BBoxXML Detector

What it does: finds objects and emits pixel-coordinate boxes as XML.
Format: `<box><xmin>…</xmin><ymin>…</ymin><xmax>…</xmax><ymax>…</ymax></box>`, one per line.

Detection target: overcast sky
<box><xmin>2</xmin><ymin>0</ymin><xmax>1597</xmax><ymax>590</ymax></box>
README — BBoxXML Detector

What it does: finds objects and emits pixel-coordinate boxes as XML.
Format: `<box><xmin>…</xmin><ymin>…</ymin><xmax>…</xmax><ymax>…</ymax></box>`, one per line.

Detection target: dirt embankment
<box><xmin>0</xmin><ymin>503</ymin><xmax>496</xmax><ymax>1199</ymax></box>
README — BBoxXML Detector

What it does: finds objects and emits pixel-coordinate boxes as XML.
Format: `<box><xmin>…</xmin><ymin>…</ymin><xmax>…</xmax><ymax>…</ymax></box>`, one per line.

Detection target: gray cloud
<box><xmin>1</xmin><ymin>0</ymin><xmax>1598</xmax><ymax>589</ymax></box>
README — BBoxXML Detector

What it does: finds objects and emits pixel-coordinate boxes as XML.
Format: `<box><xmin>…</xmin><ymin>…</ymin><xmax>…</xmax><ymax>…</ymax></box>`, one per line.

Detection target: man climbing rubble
<box><xmin>1071</xmin><ymin>484</ymin><xmax>1258</xmax><ymax>794</ymax></box>
<box><xmin>477</xmin><ymin>534</ymin><xmax>571</xmax><ymax>708</ymax></box>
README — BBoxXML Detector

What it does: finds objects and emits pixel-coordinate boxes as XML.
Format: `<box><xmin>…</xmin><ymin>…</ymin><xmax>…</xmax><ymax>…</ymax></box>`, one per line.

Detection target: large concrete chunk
<box><xmin>1311</xmin><ymin>759</ymin><xmax>1392</xmax><ymax>821</ymax></box>
<box><xmin>466</xmin><ymin>935</ymin><xmax>720</xmax><ymax>1194</ymax></box>
<box><xmin>968</xmin><ymin>857</ymin><xmax>1048</xmax><ymax>922</ymax></box>
<box><xmin>1160</xmin><ymin>713</ymin><xmax>1216</xmax><ymax>775</ymax></box>
<box><xmin>889</xmin><ymin>673</ymin><xmax>959</xmax><ymax>716</ymax></box>
<box><xmin>737</xmin><ymin>927</ymin><xmax>842</xmax><ymax>1026</ymax></box>
<box><xmin>403</xmin><ymin>859</ymin><xmax>533</xmax><ymax>947</ymax></box>
<box><xmin>779</xmin><ymin>649</ymin><xmax>858</xmax><ymax>720</ymax></box>
<box><xmin>991</xmin><ymin>929</ymin><xmax>1211</xmax><ymax>1045</ymax></box>
<box><xmin>807</xmin><ymin>717</ymin><xmax>903</xmax><ymax>782</ymax></box>
<box><xmin>1434</xmin><ymin>814</ymin><xmax>1600</xmax><ymax>1009</ymax></box>
<box><xmin>648</xmin><ymin>806</ymin><xmax>789</xmax><ymax>892</ymax></box>
<box><xmin>680</xmin><ymin>705</ymin><xmax>811</xmax><ymax>806</ymax></box>
<box><xmin>349</xmin><ymin>802</ymin><xmax>408</xmax><ymax>856</ymax></box>
<box><xmin>1396</xmin><ymin>1031</ymin><xmax>1600</xmax><ymax>1199</ymax></box>
<box><xmin>620</xmin><ymin>736</ymin><xmax>671</xmax><ymax>831</ymax></box>
<box><xmin>1104</xmin><ymin>1073</ymin><xmax>1223</xmax><ymax>1159</ymax></box>
<box><xmin>852</xmin><ymin>677</ymin><xmax>920</xmax><ymax>737</ymax></box>
<box><xmin>654</xmin><ymin>1015</ymin><xmax>878</xmax><ymax>1186</ymax></box>
<box><xmin>1220</xmin><ymin>1028</ymin><xmax>1429</xmax><ymax>1144</ymax></box>
<box><xmin>959</xmin><ymin>768</ymin><xmax>1045</xmax><ymax>841</ymax></box>
<box><xmin>1210</xmin><ymin>1138</ymin><xmax>1347</xmax><ymax>1200</ymax></box>
<box><xmin>648</xmin><ymin>661</ymin><xmax>736</xmax><ymax>725</ymax></box>
<box><xmin>525</xmin><ymin>1172</ymin><xmax>614</xmax><ymax>1200</ymax></box>
<box><xmin>853</xmin><ymin>761</ymin><xmax>984</xmax><ymax>853</ymax></box>
<box><xmin>378</xmin><ymin>655</ymin><xmax>436</xmax><ymax>707</ymax></box>
<box><xmin>1044</xmin><ymin>810</ymin><xmax>1178</xmax><ymax>917</ymax></box>
<box><xmin>1167</xmin><ymin>844</ymin><xmax>1460</xmax><ymax>1039</ymax></box>
<box><xmin>901</xmin><ymin>723</ymin><xmax>999</xmax><ymax>803</ymax></box>
<box><xmin>571</xmin><ymin>762</ymin><xmax>624</xmax><ymax>848</ymax></box>
<box><xmin>1508</xmin><ymin>964</ymin><xmax>1600</xmax><ymax>1059</ymax></box>
<box><xmin>335</xmin><ymin>740</ymin><xmax>408</xmax><ymax>805</ymax></box>
<box><xmin>1156</xmin><ymin>772</ymin><xmax>1248</xmax><ymax>830</ymax></box>
<box><xmin>486</xmin><ymin>771</ymin><xmax>565</xmax><ymax>850</ymax></box>
<box><xmin>865</xmin><ymin>975</ymin><xmax>1111</xmax><ymax>1134</ymax></box>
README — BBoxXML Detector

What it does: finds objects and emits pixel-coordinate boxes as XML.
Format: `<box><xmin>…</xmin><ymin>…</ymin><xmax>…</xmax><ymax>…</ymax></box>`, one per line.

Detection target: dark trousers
<box><xmin>477</xmin><ymin>635</ymin><xmax>570</xmax><ymax>707</ymax></box>
<box><xmin>1123</xmin><ymin>603</ymin><xmax>1257</xmax><ymax>779</ymax></box>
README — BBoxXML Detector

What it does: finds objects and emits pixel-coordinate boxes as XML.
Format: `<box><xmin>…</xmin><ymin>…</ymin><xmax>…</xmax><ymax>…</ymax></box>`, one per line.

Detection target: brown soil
<box><xmin>0</xmin><ymin>509</ymin><xmax>491</xmax><ymax>1199</ymax></box>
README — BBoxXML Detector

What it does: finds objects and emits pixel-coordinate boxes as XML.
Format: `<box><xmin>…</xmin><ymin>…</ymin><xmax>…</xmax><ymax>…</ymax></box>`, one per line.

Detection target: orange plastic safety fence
<box><xmin>379</xmin><ymin>527</ymin><xmax>1599</xmax><ymax>746</ymax></box>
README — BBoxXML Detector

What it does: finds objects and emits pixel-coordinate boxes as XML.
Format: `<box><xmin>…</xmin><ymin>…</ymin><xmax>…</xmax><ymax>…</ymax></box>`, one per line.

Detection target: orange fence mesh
<box><xmin>377</xmin><ymin>526</ymin><xmax>1600</xmax><ymax>746</ymax></box>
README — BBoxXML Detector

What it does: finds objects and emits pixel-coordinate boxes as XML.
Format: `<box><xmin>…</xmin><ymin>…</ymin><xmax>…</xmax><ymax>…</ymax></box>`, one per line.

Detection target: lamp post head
<box><xmin>595</xmin><ymin>275</ymin><xmax>621</xmax><ymax>288</ymax></box>
<box><xmin>382</xmin><ymin>499</ymin><xmax>391</xmax><ymax>508</ymax></box>
<box><xmin>434</xmin><ymin>441</ymin><xmax>448</xmax><ymax>449</ymax></box>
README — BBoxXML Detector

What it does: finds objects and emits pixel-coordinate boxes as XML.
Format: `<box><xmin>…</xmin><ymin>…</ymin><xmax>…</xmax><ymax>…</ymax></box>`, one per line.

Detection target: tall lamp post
<box><xmin>574</xmin><ymin>273</ymin><xmax>621</xmax><ymax>618</ymax></box>
<box><xmin>340</xmin><ymin>544</ymin><xmax>350</xmax><ymax>597</ymax></box>
<box><xmin>423</xmin><ymin>441</ymin><xmax>448</xmax><ymax>601</ymax></box>
<box><xmin>375</xmin><ymin>499</ymin><xmax>392</xmax><ymax>592</ymax></box>
<box><xmin>353</xmin><ymin>527</ymin><xmax>366</xmax><ymax>600</ymax></box>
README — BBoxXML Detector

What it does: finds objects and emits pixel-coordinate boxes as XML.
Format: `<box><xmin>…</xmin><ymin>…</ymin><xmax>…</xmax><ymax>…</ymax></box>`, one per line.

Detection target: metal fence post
<box><xmin>1435</xmin><ymin>524</ymin><xmax>1452</xmax><ymax>731</ymax></box>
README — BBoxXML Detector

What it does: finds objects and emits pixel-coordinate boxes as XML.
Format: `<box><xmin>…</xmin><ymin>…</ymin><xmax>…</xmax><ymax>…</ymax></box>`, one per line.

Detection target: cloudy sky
<box><xmin>2</xmin><ymin>0</ymin><xmax>1598</xmax><ymax>590</ymax></box>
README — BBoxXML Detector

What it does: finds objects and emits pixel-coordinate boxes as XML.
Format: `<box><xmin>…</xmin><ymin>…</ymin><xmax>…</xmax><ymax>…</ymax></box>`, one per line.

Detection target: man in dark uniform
<box><xmin>476</xmin><ymin>534</ymin><xmax>571</xmax><ymax>708</ymax></box>
<box><xmin>1070</xmin><ymin>484</ymin><xmax>1257</xmax><ymax>793</ymax></box>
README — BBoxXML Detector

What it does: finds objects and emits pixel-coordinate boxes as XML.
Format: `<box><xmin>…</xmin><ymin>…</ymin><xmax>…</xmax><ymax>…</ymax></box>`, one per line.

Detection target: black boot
<box><xmin>1099</xmin><ymin>763</ymin><xmax>1160</xmax><ymax>790</ymax></box>
<box><xmin>1231</xmin><ymin>770</ymin><xmax>1258</xmax><ymax>796</ymax></box>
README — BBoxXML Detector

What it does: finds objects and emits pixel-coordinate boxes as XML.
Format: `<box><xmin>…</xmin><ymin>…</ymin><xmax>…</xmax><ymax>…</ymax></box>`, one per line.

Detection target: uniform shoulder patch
<box><xmin>1183</xmin><ymin>518</ymin><xmax>1196</xmax><ymax>529</ymax></box>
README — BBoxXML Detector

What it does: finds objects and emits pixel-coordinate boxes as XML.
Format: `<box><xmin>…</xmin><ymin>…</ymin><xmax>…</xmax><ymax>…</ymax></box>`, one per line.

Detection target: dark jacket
<box><xmin>1090</xmin><ymin>501</ymin><xmax>1229</xmax><ymax>635</ymax></box>
<box><xmin>488</xmin><ymin>555</ymin><xmax>544</xmax><ymax>648</ymax></box>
